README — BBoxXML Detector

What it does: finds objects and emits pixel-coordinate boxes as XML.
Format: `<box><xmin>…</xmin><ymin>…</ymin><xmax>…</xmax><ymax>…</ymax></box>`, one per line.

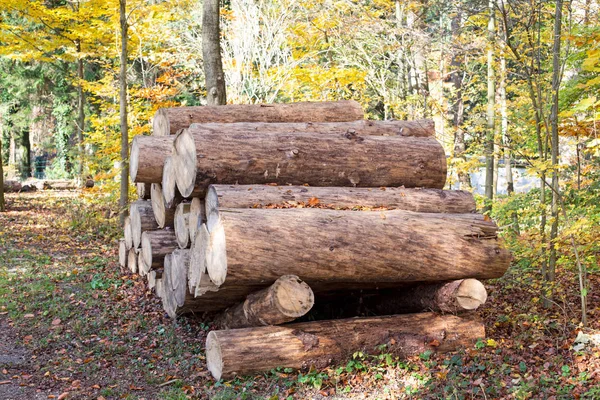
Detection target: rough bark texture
<box><xmin>151</xmin><ymin>183</ymin><xmax>175</xmax><ymax>229</ymax></box>
<box><xmin>206</xmin><ymin>313</ymin><xmax>485</xmax><ymax>380</ymax></box>
<box><xmin>153</xmin><ymin>101</ymin><xmax>364</xmax><ymax>136</ymax></box>
<box><xmin>0</xmin><ymin>136</ymin><xmax>4</xmax><ymax>211</ymax></box>
<box><xmin>141</xmin><ymin>229</ymin><xmax>178</xmax><ymax>271</ymax></box>
<box><xmin>137</xmin><ymin>183</ymin><xmax>151</xmax><ymax>200</ymax></box>
<box><xmin>205</xmin><ymin>185</ymin><xmax>476</xmax><ymax>220</ymax></box>
<box><xmin>173</xmin><ymin>129</ymin><xmax>447</xmax><ymax>198</ymax></box>
<box><xmin>123</xmin><ymin>216</ymin><xmax>133</xmax><ymax>250</ymax></box>
<box><xmin>202</xmin><ymin>0</ymin><xmax>226</xmax><ymax>106</ymax></box>
<box><xmin>129</xmin><ymin>135</ymin><xmax>174</xmax><ymax>183</ymax></box>
<box><xmin>206</xmin><ymin>208</ymin><xmax>510</xmax><ymax>287</ymax></box>
<box><xmin>188</xmin><ymin>197</ymin><xmax>206</xmax><ymax>245</ymax></box>
<box><xmin>367</xmin><ymin>279</ymin><xmax>488</xmax><ymax>315</ymax></box>
<box><xmin>214</xmin><ymin>275</ymin><xmax>314</xmax><ymax>329</ymax></box>
<box><xmin>118</xmin><ymin>238</ymin><xmax>127</xmax><ymax>268</ymax></box>
<box><xmin>188</xmin><ymin>119</ymin><xmax>433</xmax><ymax>137</ymax></box>
<box><xmin>118</xmin><ymin>0</ymin><xmax>129</xmax><ymax>226</ymax></box>
<box><xmin>130</xmin><ymin>200</ymin><xmax>156</xmax><ymax>249</ymax></box>
<box><xmin>175</xmin><ymin>202</ymin><xmax>191</xmax><ymax>249</ymax></box>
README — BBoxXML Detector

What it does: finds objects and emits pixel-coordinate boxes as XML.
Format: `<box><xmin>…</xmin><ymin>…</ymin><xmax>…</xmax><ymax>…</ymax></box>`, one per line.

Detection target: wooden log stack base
<box><xmin>141</xmin><ymin>229</ymin><xmax>178</xmax><ymax>271</ymax></box>
<box><xmin>152</xmin><ymin>100</ymin><xmax>365</xmax><ymax>136</ymax></box>
<box><xmin>214</xmin><ymin>275</ymin><xmax>314</xmax><ymax>329</ymax></box>
<box><xmin>204</xmin><ymin>208</ymin><xmax>510</xmax><ymax>287</ymax></box>
<box><xmin>130</xmin><ymin>200</ymin><xmax>157</xmax><ymax>249</ymax></box>
<box><xmin>151</xmin><ymin>184</ymin><xmax>175</xmax><ymax>229</ymax></box>
<box><xmin>173</xmin><ymin>128</ymin><xmax>447</xmax><ymax>198</ymax></box>
<box><xmin>206</xmin><ymin>313</ymin><xmax>485</xmax><ymax>380</ymax></box>
<box><xmin>130</xmin><ymin>135</ymin><xmax>175</xmax><ymax>183</ymax></box>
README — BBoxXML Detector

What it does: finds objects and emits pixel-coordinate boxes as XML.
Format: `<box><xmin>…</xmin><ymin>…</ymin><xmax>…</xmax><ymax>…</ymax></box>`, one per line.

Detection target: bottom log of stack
<box><xmin>206</xmin><ymin>312</ymin><xmax>485</xmax><ymax>380</ymax></box>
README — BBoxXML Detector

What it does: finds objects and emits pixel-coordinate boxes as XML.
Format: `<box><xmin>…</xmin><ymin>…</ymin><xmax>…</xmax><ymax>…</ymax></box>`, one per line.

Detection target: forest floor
<box><xmin>0</xmin><ymin>191</ymin><xmax>599</xmax><ymax>400</ymax></box>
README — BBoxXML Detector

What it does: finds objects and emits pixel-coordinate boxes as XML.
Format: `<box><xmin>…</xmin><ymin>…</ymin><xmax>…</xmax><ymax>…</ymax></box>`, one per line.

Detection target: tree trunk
<box><xmin>484</xmin><ymin>0</ymin><xmax>496</xmax><ymax>213</ymax></box>
<box><xmin>368</xmin><ymin>279</ymin><xmax>487</xmax><ymax>315</ymax></box>
<box><xmin>206</xmin><ymin>312</ymin><xmax>485</xmax><ymax>380</ymax></box>
<box><xmin>119</xmin><ymin>238</ymin><xmax>127</xmax><ymax>268</ymax></box>
<box><xmin>141</xmin><ymin>229</ymin><xmax>178</xmax><ymax>271</ymax></box>
<box><xmin>205</xmin><ymin>185</ymin><xmax>476</xmax><ymax>222</ymax></box>
<box><xmin>188</xmin><ymin>197</ymin><xmax>206</xmax><ymax>245</ymax></box>
<box><xmin>76</xmin><ymin>52</ymin><xmax>85</xmax><ymax>179</ymax></box>
<box><xmin>175</xmin><ymin>202</ymin><xmax>192</xmax><ymax>249</ymax></box>
<box><xmin>129</xmin><ymin>135</ymin><xmax>174</xmax><ymax>183</ymax></box>
<box><xmin>130</xmin><ymin>200</ymin><xmax>157</xmax><ymax>248</ymax></box>
<box><xmin>150</xmin><ymin>183</ymin><xmax>175</xmax><ymax>228</ymax></box>
<box><xmin>153</xmin><ymin>101</ymin><xmax>365</xmax><ymax>136</ymax></box>
<box><xmin>202</xmin><ymin>0</ymin><xmax>226</xmax><ymax>105</ymax></box>
<box><xmin>124</xmin><ymin>216</ymin><xmax>133</xmax><ymax>250</ymax></box>
<box><xmin>214</xmin><ymin>275</ymin><xmax>314</xmax><ymax>329</ymax></box>
<box><xmin>173</xmin><ymin>130</ymin><xmax>447</xmax><ymax>198</ymax></box>
<box><xmin>137</xmin><ymin>183</ymin><xmax>151</xmax><ymax>200</ymax></box>
<box><xmin>119</xmin><ymin>0</ymin><xmax>129</xmax><ymax>226</ymax></box>
<box><xmin>0</xmin><ymin>135</ymin><xmax>4</xmax><ymax>212</ymax></box>
<box><xmin>205</xmin><ymin>208</ymin><xmax>511</xmax><ymax>287</ymax></box>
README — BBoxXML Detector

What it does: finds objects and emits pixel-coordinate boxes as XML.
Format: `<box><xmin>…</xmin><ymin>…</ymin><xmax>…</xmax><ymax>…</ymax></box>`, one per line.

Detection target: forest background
<box><xmin>0</xmin><ymin>0</ymin><xmax>598</xmax><ymax>334</ymax></box>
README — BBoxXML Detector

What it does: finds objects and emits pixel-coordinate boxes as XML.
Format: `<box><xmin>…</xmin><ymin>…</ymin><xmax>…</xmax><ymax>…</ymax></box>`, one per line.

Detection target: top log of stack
<box><xmin>122</xmin><ymin>100</ymin><xmax>510</xmax><ymax>380</ymax></box>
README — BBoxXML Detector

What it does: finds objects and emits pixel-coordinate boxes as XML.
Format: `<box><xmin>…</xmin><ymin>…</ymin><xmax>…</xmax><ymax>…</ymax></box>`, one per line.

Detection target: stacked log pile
<box><xmin>119</xmin><ymin>100</ymin><xmax>511</xmax><ymax>380</ymax></box>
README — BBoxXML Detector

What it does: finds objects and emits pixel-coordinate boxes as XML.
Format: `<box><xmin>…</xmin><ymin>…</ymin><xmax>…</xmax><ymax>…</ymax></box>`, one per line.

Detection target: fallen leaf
<box><xmin>52</xmin><ymin>318</ymin><xmax>62</xmax><ymax>326</ymax></box>
<box><xmin>308</xmin><ymin>197</ymin><xmax>320</xmax><ymax>206</ymax></box>
<box><xmin>57</xmin><ymin>393</ymin><xmax>69</xmax><ymax>400</ymax></box>
<box><xmin>23</xmin><ymin>314</ymin><xmax>34</xmax><ymax>318</ymax></box>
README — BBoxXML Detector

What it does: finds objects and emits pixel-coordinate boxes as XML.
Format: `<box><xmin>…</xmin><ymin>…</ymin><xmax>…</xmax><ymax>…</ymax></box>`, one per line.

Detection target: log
<box><xmin>189</xmin><ymin>223</ymin><xmax>210</xmax><ymax>295</ymax></box>
<box><xmin>205</xmin><ymin>185</ymin><xmax>476</xmax><ymax>221</ymax></box>
<box><xmin>188</xmin><ymin>119</ymin><xmax>434</xmax><ymax>137</ymax></box>
<box><xmin>173</xmin><ymin>129</ymin><xmax>446</xmax><ymax>198</ymax></box>
<box><xmin>174</xmin><ymin>202</ymin><xmax>192</xmax><ymax>249</ymax></box>
<box><xmin>130</xmin><ymin>200</ymin><xmax>157</xmax><ymax>249</ymax></box>
<box><xmin>42</xmin><ymin>179</ymin><xmax>78</xmax><ymax>190</ymax></box>
<box><xmin>188</xmin><ymin>197</ymin><xmax>206</xmax><ymax>244</ymax></box>
<box><xmin>141</xmin><ymin>229</ymin><xmax>178</xmax><ymax>270</ymax></box>
<box><xmin>155</xmin><ymin>277</ymin><xmax>164</xmax><ymax>299</ymax></box>
<box><xmin>205</xmin><ymin>208</ymin><xmax>511</xmax><ymax>287</ymax></box>
<box><xmin>148</xmin><ymin>269</ymin><xmax>163</xmax><ymax>291</ymax></box>
<box><xmin>123</xmin><ymin>216</ymin><xmax>133</xmax><ymax>250</ymax></box>
<box><xmin>136</xmin><ymin>183</ymin><xmax>151</xmax><ymax>200</ymax></box>
<box><xmin>138</xmin><ymin>252</ymin><xmax>146</xmax><ymax>277</ymax></box>
<box><xmin>3</xmin><ymin>180</ymin><xmax>22</xmax><ymax>192</ymax></box>
<box><xmin>206</xmin><ymin>313</ymin><xmax>485</xmax><ymax>380</ymax></box>
<box><xmin>151</xmin><ymin>183</ymin><xmax>175</xmax><ymax>228</ymax></box>
<box><xmin>152</xmin><ymin>100</ymin><xmax>365</xmax><ymax>136</ymax></box>
<box><xmin>371</xmin><ymin>279</ymin><xmax>488</xmax><ymax>314</ymax></box>
<box><xmin>171</xmin><ymin>249</ymin><xmax>190</xmax><ymax>307</ymax></box>
<box><xmin>128</xmin><ymin>248</ymin><xmax>138</xmax><ymax>274</ymax></box>
<box><xmin>163</xmin><ymin>156</ymin><xmax>204</xmax><ymax>207</ymax></box>
<box><xmin>214</xmin><ymin>275</ymin><xmax>314</xmax><ymax>329</ymax></box>
<box><xmin>118</xmin><ymin>238</ymin><xmax>127</xmax><ymax>269</ymax></box>
<box><xmin>129</xmin><ymin>135</ymin><xmax>174</xmax><ymax>183</ymax></box>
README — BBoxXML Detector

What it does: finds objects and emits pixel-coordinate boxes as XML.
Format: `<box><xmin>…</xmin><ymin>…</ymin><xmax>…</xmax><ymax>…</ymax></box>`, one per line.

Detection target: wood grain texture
<box><xmin>129</xmin><ymin>135</ymin><xmax>174</xmax><ymax>183</ymax></box>
<box><xmin>130</xmin><ymin>200</ymin><xmax>157</xmax><ymax>249</ymax></box>
<box><xmin>141</xmin><ymin>229</ymin><xmax>178</xmax><ymax>271</ymax></box>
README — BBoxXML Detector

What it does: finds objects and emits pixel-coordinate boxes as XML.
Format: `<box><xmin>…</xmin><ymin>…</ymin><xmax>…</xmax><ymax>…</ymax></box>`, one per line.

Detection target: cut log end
<box><xmin>124</xmin><ymin>217</ymin><xmax>133</xmax><ymax>250</ymax></box>
<box><xmin>152</xmin><ymin>108</ymin><xmax>170</xmax><ymax>137</ymax></box>
<box><xmin>189</xmin><ymin>223</ymin><xmax>210</xmax><ymax>294</ymax></box>
<box><xmin>175</xmin><ymin>202</ymin><xmax>191</xmax><ymax>249</ymax></box>
<box><xmin>205</xmin><ymin>185</ymin><xmax>219</xmax><ymax>222</ymax></box>
<box><xmin>128</xmin><ymin>248</ymin><xmax>138</xmax><ymax>274</ymax></box>
<box><xmin>206</xmin><ymin>218</ymin><xmax>227</xmax><ymax>286</ymax></box>
<box><xmin>455</xmin><ymin>279</ymin><xmax>488</xmax><ymax>310</ymax></box>
<box><xmin>188</xmin><ymin>197</ymin><xmax>205</xmax><ymax>244</ymax></box>
<box><xmin>174</xmin><ymin>129</ymin><xmax>197</xmax><ymax>198</ymax></box>
<box><xmin>206</xmin><ymin>331</ymin><xmax>224</xmax><ymax>381</ymax></box>
<box><xmin>136</xmin><ymin>183</ymin><xmax>151</xmax><ymax>200</ymax></box>
<box><xmin>151</xmin><ymin>183</ymin><xmax>173</xmax><ymax>228</ymax></box>
<box><xmin>274</xmin><ymin>275</ymin><xmax>315</xmax><ymax>318</ymax></box>
<box><xmin>129</xmin><ymin>137</ymin><xmax>140</xmax><ymax>182</ymax></box>
<box><xmin>118</xmin><ymin>239</ymin><xmax>127</xmax><ymax>268</ymax></box>
<box><xmin>162</xmin><ymin>156</ymin><xmax>178</xmax><ymax>208</ymax></box>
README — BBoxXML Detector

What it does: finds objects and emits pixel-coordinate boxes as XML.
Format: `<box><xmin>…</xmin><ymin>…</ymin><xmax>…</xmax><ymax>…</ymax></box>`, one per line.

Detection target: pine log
<box><xmin>173</xmin><ymin>129</ymin><xmax>446</xmax><ymax>198</ymax></box>
<box><xmin>188</xmin><ymin>197</ymin><xmax>206</xmax><ymax>244</ymax></box>
<box><xmin>130</xmin><ymin>200</ymin><xmax>157</xmax><ymax>249</ymax></box>
<box><xmin>141</xmin><ymin>229</ymin><xmax>178</xmax><ymax>270</ymax></box>
<box><xmin>214</xmin><ymin>275</ymin><xmax>314</xmax><ymax>329</ymax></box>
<box><xmin>128</xmin><ymin>248</ymin><xmax>138</xmax><ymax>274</ymax></box>
<box><xmin>188</xmin><ymin>119</ymin><xmax>434</xmax><ymax>137</ymax></box>
<box><xmin>137</xmin><ymin>183</ymin><xmax>151</xmax><ymax>200</ymax></box>
<box><xmin>118</xmin><ymin>238</ymin><xmax>127</xmax><ymax>268</ymax></box>
<box><xmin>189</xmin><ymin>223</ymin><xmax>210</xmax><ymax>294</ymax></box>
<box><xmin>205</xmin><ymin>208</ymin><xmax>510</xmax><ymax>287</ymax></box>
<box><xmin>124</xmin><ymin>216</ymin><xmax>133</xmax><ymax>250</ymax></box>
<box><xmin>174</xmin><ymin>202</ymin><xmax>192</xmax><ymax>249</ymax></box>
<box><xmin>151</xmin><ymin>183</ymin><xmax>175</xmax><ymax>228</ymax></box>
<box><xmin>129</xmin><ymin>135</ymin><xmax>174</xmax><ymax>183</ymax></box>
<box><xmin>371</xmin><ymin>279</ymin><xmax>488</xmax><ymax>314</ymax></box>
<box><xmin>205</xmin><ymin>185</ymin><xmax>476</xmax><ymax>221</ymax></box>
<box><xmin>152</xmin><ymin>100</ymin><xmax>365</xmax><ymax>136</ymax></box>
<box><xmin>206</xmin><ymin>313</ymin><xmax>485</xmax><ymax>380</ymax></box>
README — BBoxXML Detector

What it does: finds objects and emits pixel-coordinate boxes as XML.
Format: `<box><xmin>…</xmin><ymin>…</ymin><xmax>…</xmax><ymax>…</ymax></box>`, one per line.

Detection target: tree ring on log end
<box><xmin>274</xmin><ymin>275</ymin><xmax>315</xmax><ymax>318</ymax></box>
<box><xmin>455</xmin><ymin>279</ymin><xmax>488</xmax><ymax>310</ymax></box>
<box><xmin>129</xmin><ymin>137</ymin><xmax>140</xmax><ymax>182</ymax></box>
<box><xmin>174</xmin><ymin>129</ymin><xmax>197</xmax><ymax>198</ymax></box>
<box><xmin>152</xmin><ymin>108</ymin><xmax>170</xmax><ymax>136</ymax></box>
<box><xmin>206</xmin><ymin>331</ymin><xmax>224</xmax><ymax>381</ymax></box>
<box><xmin>206</xmin><ymin>218</ymin><xmax>227</xmax><ymax>286</ymax></box>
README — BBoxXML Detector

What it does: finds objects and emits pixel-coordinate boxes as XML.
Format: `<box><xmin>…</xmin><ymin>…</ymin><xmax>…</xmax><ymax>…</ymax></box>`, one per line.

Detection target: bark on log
<box><xmin>188</xmin><ymin>119</ymin><xmax>434</xmax><ymax>137</ymax></box>
<box><xmin>206</xmin><ymin>312</ymin><xmax>485</xmax><ymax>380</ymax></box>
<box><xmin>188</xmin><ymin>197</ymin><xmax>206</xmax><ymax>244</ymax></box>
<box><xmin>129</xmin><ymin>135</ymin><xmax>174</xmax><ymax>183</ymax></box>
<box><xmin>128</xmin><ymin>248</ymin><xmax>138</xmax><ymax>274</ymax></box>
<box><xmin>151</xmin><ymin>183</ymin><xmax>175</xmax><ymax>228</ymax></box>
<box><xmin>141</xmin><ymin>229</ymin><xmax>178</xmax><ymax>270</ymax></box>
<box><xmin>175</xmin><ymin>202</ymin><xmax>191</xmax><ymax>249</ymax></box>
<box><xmin>371</xmin><ymin>279</ymin><xmax>488</xmax><ymax>314</ymax></box>
<box><xmin>173</xmin><ymin>129</ymin><xmax>446</xmax><ymax>198</ymax></box>
<box><xmin>152</xmin><ymin>100</ymin><xmax>365</xmax><ymax>136</ymax></box>
<box><xmin>124</xmin><ymin>216</ymin><xmax>133</xmax><ymax>250</ymax></box>
<box><xmin>206</xmin><ymin>208</ymin><xmax>510</xmax><ymax>287</ymax></box>
<box><xmin>205</xmin><ymin>185</ymin><xmax>476</xmax><ymax>221</ymax></box>
<box><xmin>130</xmin><ymin>200</ymin><xmax>157</xmax><ymax>249</ymax></box>
<box><xmin>118</xmin><ymin>238</ymin><xmax>127</xmax><ymax>268</ymax></box>
<box><xmin>214</xmin><ymin>275</ymin><xmax>314</xmax><ymax>329</ymax></box>
<box><xmin>137</xmin><ymin>183</ymin><xmax>151</xmax><ymax>200</ymax></box>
